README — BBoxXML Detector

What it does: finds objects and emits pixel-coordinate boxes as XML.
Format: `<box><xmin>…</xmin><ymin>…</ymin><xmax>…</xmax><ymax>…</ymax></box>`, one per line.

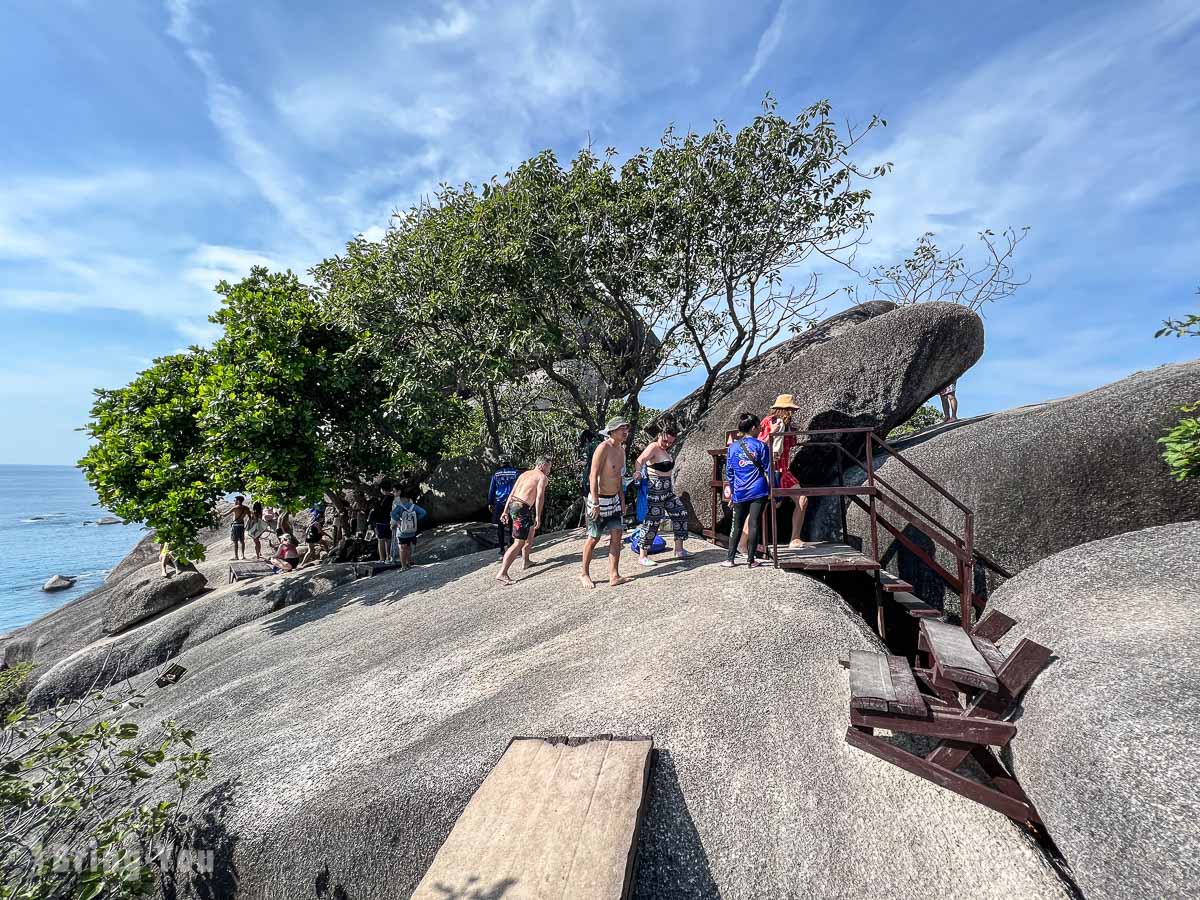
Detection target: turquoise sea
<box><xmin>0</xmin><ymin>465</ymin><xmax>143</xmax><ymax>635</ymax></box>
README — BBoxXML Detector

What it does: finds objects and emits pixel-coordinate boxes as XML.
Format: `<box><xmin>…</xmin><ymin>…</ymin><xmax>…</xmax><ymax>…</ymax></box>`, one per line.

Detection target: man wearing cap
<box><xmin>759</xmin><ymin>394</ymin><xmax>810</xmax><ymax>548</ymax></box>
<box><xmin>580</xmin><ymin>417</ymin><xmax>631</xmax><ymax>588</ymax></box>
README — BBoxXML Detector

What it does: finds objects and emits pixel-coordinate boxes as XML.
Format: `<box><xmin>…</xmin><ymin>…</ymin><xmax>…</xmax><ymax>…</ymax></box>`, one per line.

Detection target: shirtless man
<box><xmin>581</xmin><ymin>418</ymin><xmax>631</xmax><ymax>589</ymax></box>
<box><xmin>495</xmin><ymin>456</ymin><xmax>552</xmax><ymax>586</ymax></box>
<box><xmin>230</xmin><ymin>495</ymin><xmax>251</xmax><ymax>560</ymax></box>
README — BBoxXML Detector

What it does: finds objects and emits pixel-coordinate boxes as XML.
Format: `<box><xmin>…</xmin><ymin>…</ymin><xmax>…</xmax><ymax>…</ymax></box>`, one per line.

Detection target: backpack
<box><xmin>305</xmin><ymin>523</ymin><xmax>322</xmax><ymax>543</ymax></box>
<box><xmin>397</xmin><ymin>504</ymin><xmax>419</xmax><ymax>537</ymax></box>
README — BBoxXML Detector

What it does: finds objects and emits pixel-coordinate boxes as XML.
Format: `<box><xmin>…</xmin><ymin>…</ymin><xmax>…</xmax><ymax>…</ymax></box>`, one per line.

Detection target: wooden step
<box><xmin>889</xmin><ymin>591</ymin><xmax>940</xmax><ymax>618</ymax></box>
<box><xmin>877</xmin><ymin>571</ymin><xmax>913</xmax><ymax>593</ymax></box>
<box><xmin>228</xmin><ymin>560</ymin><xmax>274</xmax><ymax>583</ymax></box>
<box><xmin>412</xmin><ymin>736</ymin><xmax>652</xmax><ymax>899</ymax></box>
<box><xmin>920</xmin><ymin>619</ymin><xmax>999</xmax><ymax>692</ymax></box>
<box><xmin>848</xmin><ymin>650</ymin><xmax>928</xmax><ymax>717</ymax></box>
<box><xmin>777</xmin><ymin>542</ymin><xmax>880</xmax><ymax>572</ymax></box>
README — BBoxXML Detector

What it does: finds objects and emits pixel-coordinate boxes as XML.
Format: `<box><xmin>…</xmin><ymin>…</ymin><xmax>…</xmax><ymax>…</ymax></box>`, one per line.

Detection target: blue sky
<box><xmin>1</xmin><ymin>0</ymin><xmax>1197</xmax><ymax>465</ymax></box>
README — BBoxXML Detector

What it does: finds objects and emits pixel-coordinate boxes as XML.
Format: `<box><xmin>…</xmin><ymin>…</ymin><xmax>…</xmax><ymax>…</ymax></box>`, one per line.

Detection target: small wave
<box><xmin>21</xmin><ymin>513</ymin><xmax>67</xmax><ymax>523</ymax></box>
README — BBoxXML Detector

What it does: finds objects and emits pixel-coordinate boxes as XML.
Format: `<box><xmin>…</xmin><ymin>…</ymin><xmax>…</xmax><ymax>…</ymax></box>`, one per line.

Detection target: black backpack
<box><xmin>305</xmin><ymin>523</ymin><xmax>322</xmax><ymax>543</ymax></box>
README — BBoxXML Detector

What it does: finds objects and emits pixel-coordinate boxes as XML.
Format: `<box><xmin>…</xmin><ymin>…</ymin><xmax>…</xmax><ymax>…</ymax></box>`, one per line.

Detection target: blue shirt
<box><xmin>726</xmin><ymin>436</ymin><xmax>771</xmax><ymax>503</ymax></box>
<box><xmin>488</xmin><ymin>466</ymin><xmax>520</xmax><ymax>523</ymax></box>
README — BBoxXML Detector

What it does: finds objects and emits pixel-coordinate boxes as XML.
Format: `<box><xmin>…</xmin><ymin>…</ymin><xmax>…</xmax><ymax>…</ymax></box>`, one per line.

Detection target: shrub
<box><xmin>1</xmin><ymin>685</ymin><xmax>211</xmax><ymax>899</ymax></box>
<box><xmin>1159</xmin><ymin>402</ymin><xmax>1200</xmax><ymax>482</ymax></box>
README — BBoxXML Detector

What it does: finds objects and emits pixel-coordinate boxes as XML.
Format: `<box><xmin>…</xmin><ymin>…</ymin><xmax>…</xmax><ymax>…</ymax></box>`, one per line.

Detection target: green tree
<box><xmin>81</xmin><ymin>268</ymin><xmax>453</xmax><ymax>558</ymax></box>
<box><xmin>888</xmin><ymin>404</ymin><xmax>943</xmax><ymax>438</ymax></box>
<box><xmin>80</xmin><ymin>352</ymin><xmax>218</xmax><ymax>563</ymax></box>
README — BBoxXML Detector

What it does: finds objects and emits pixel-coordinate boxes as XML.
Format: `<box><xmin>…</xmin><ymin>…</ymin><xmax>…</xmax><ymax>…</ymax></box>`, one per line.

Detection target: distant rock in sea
<box><xmin>41</xmin><ymin>575</ymin><xmax>75</xmax><ymax>592</ymax></box>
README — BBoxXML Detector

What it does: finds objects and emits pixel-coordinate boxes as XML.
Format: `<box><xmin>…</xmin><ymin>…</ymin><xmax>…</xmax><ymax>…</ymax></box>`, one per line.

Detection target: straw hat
<box><xmin>771</xmin><ymin>394</ymin><xmax>800</xmax><ymax>410</ymax></box>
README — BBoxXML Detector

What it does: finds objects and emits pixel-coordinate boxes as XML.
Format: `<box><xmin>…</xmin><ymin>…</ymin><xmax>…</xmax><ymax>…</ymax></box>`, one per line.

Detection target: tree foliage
<box><xmin>1155</xmin><ymin>287</ymin><xmax>1200</xmax><ymax>481</ymax></box>
<box><xmin>1</xmin><ymin>686</ymin><xmax>211</xmax><ymax>900</ymax></box>
<box><xmin>81</xmin><ymin>267</ymin><xmax>444</xmax><ymax>559</ymax></box>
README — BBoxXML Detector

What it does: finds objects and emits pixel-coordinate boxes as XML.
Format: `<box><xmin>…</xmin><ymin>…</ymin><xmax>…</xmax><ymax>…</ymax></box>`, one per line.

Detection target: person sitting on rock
<box><xmin>159</xmin><ymin>541</ymin><xmax>180</xmax><ymax>578</ymax></box>
<box><xmin>391</xmin><ymin>487</ymin><xmax>428</xmax><ymax>571</ymax></box>
<box><xmin>721</xmin><ymin>412</ymin><xmax>771</xmax><ymax>569</ymax></box>
<box><xmin>939</xmin><ymin>381</ymin><xmax>958</xmax><ymax>422</ymax></box>
<box><xmin>269</xmin><ymin>533</ymin><xmax>301</xmax><ymax>572</ymax></box>
<box><xmin>495</xmin><ymin>456</ymin><xmax>552</xmax><ymax>586</ymax></box>
<box><xmin>230</xmin><ymin>495</ymin><xmax>251</xmax><ymax>560</ymax></box>
<box><xmin>759</xmin><ymin>394</ymin><xmax>810</xmax><ymax>548</ymax></box>
<box><xmin>631</xmin><ymin>418</ymin><xmax>693</xmax><ymax>567</ymax></box>
<box><xmin>299</xmin><ymin>516</ymin><xmax>327</xmax><ymax>567</ymax></box>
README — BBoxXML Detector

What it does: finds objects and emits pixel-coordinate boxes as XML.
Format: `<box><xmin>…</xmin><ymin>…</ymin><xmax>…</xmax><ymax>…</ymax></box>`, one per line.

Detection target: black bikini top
<box><xmin>648</xmin><ymin>459</ymin><xmax>674</xmax><ymax>473</ymax></box>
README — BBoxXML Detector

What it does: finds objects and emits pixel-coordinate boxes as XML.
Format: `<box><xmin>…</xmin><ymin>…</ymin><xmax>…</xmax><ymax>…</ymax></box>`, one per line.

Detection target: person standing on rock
<box><xmin>580</xmin><ymin>418</ymin><xmax>632</xmax><ymax>589</ymax></box>
<box><xmin>391</xmin><ymin>487</ymin><xmax>428</xmax><ymax>571</ymax></box>
<box><xmin>369</xmin><ymin>481</ymin><xmax>395</xmax><ymax>562</ymax></box>
<box><xmin>631</xmin><ymin>418</ymin><xmax>693</xmax><ymax>567</ymax></box>
<box><xmin>495</xmin><ymin>456</ymin><xmax>552</xmax><ymax>586</ymax></box>
<box><xmin>230</xmin><ymin>496</ymin><xmax>251</xmax><ymax>560</ymax></box>
<box><xmin>488</xmin><ymin>460</ymin><xmax>520</xmax><ymax>558</ymax></box>
<box><xmin>247</xmin><ymin>501</ymin><xmax>271</xmax><ymax>559</ymax></box>
<box><xmin>721</xmin><ymin>413</ymin><xmax>771</xmax><ymax>569</ymax></box>
<box><xmin>759</xmin><ymin>395</ymin><xmax>809</xmax><ymax>548</ymax></box>
<box><xmin>939</xmin><ymin>382</ymin><xmax>958</xmax><ymax>422</ymax></box>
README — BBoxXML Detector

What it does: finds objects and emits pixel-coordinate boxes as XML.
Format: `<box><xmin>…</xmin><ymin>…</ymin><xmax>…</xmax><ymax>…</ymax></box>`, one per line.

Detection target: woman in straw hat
<box><xmin>758</xmin><ymin>394</ymin><xmax>809</xmax><ymax>548</ymax></box>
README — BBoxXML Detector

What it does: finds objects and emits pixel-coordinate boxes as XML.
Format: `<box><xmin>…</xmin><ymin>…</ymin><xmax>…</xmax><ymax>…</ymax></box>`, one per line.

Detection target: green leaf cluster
<box><xmin>1159</xmin><ymin>402</ymin><xmax>1200</xmax><ymax>481</ymax></box>
<box><xmin>1</xmin><ymin>688</ymin><xmax>211</xmax><ymax>899</ymax></box>
<box><xmin>80</xmin><ymin>267</ymin><xmax>443</xmax><ymax>560</ymax></box>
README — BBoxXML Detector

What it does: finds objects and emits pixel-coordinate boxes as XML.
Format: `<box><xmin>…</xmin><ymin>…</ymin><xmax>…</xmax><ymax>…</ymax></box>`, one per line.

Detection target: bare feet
<box><xmin>523</xmin><ymin>558</ymin><xmax>541</xmax><ymax>569</ymax></box>
<box><xmin>495</xmin><ymin>574</ymin><xmax>514</xmax><ymax>586</ymax></box>
<box><xmin>578</xmin><ymin>573</ymin><xmax>595</xmax><ymax>589</ymax></box>
<box><xmin>610</xmin><ymin>575</ymin><xmax>630</xmax><ymax>586</ymax></box>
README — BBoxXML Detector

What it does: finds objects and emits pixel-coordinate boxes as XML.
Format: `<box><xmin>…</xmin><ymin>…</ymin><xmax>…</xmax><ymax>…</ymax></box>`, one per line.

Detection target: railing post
<box><xmin>865</xmin><ymin>433</ymin><xmax>880</xmax><ymax>566</ymax></box>
<box><xmin>836</xmin><ymin>450</ymin><xmax>848</xmax><ymax>546</ymax></box>
<box><xmin>960</xmin><ymin>511</ymin><xmax>976</xmax><ymax>631</ymax></box>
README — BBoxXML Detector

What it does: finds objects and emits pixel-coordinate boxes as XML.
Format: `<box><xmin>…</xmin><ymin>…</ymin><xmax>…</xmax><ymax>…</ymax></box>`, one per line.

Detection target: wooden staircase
<box><xmin>707</xmin><ymin>426</ymin><xmax>981</xmax><ymax>631</ymax></box>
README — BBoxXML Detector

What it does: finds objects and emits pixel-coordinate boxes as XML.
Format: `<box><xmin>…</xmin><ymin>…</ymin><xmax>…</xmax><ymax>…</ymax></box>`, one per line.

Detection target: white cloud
<box><xmin>740</xmin><ymin>1</ymin><xmax>787</xmax><ymax>87</ymax></box>
<box><xmin>859</xmin><ymin>1</ymin><xmax>1200</xmax><ymax>268</ymax></box>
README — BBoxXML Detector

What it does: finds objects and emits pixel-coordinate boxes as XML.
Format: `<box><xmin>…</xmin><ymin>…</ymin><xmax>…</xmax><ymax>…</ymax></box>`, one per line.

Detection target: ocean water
<box><xmin>0</xmin><ymin>465</ymin><xmax>143</xmax><ymax>635</ymax></box>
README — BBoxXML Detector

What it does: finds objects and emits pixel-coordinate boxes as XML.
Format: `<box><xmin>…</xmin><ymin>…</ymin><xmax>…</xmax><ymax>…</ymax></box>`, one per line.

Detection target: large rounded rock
<box><xmin>101</xmin><ymin>570</ymin><xmax>207</xmax><ymax>634</ymax></box>
<box><xmin>672</xmin><ymin>302</ymin><xmax>984</xmax><ymax>531</ymax></box>
<box><xmin>412</xmin><ymin>522</ymin><xmax>501</xmax><ymax>563</ymax></box>
<box><xmin>992</xmin><ymin>521</ymin><xmax>1200</xmax><ymax>900</ymax></box>
<box><xmin>419</xmin><ymin>451</ymin><xmax>497</xmax><ymax>525</ymax></box>
<box><xmin>27</xmin><ymin>565</ymin><xmax>362</xmax><ymax>710</ymax></box>
<box><xmin>107</xmin><ymin>535</ymin><xmax>1066</xmax><ymax>899</ymax></box>
<box><xmin>829</xmin><ymin>360</ymin><xmax>1200</xmax><ymax>615</ymax></box>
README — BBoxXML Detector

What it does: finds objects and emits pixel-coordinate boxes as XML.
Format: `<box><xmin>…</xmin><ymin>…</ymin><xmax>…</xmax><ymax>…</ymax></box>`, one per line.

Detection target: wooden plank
<box><xmin>970</xmin><ymin>635</ymin><xmax>1006</xmax><ymax>676</ymax></box>
<box><xmin>850</xmin><ymin>708</ymin><xmax>1016</xmax><ymax>745</ymax></box>
<box><xmin>412</xmin><ymin>737</ymin><xmax>653</xmax><ymax>900</ymax></box>
<box><xmin>849</xmin><ymin>650</ymin><xmax>895</xmax><ymax>712</ymax></box>
<box><xmin>995</xmin><ymin>637</ymin><xmax>1052</xmax><ymax>697</ymax></box>
<box><xmin>228</xmin><ymin>560</ymin><xmax>274</xmax><ymax>583</ymax></box>
<box><xmin>972</xmin><ymin>608</ymin><xmax>1017</xmax><ymax>643</ymax></box>
<box><xmin>921</xmin><ymin>619</ymin><xmax>999</xmax><ymax>692</ymax></box>
<box><xmin>877</xmin><ymin>571</ymin><xmax>913</xmax><ymax>592</ymax></box>
<box><xmin>845</xmin><ymin>727</ymin><xmax>1038</xmax><ymax>823</ymax></box>
<box><xmin>889</xmin><ymin>591</ymin><xmax>940</xmax><ymax>618</ymax></box>
<box><xmin>885</xmin><ymin>655</ymin><xmax>928</xmax><ymax>717</ymax></box>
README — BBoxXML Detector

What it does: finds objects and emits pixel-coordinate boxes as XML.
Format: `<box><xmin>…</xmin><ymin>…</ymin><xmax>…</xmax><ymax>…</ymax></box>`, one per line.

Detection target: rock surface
<box><xmin>419</xmin><ymin>450</ymin><xmax>497</xmax><ymax>526</ymax></box>
<box><xmin>992</xmin><ymin>521</ymin><xmax>1200</xmax><ymax>900</ymax></box>
<box><xmin>827</xmin><ymin>360</ymin><xmax>1200</xmax><ymax>615</ymax></box>
<box><xmin>101</xmin><ymin>571</ymin><xmax>207</xmax><ymax>634</ymax></box>
<box><xmin>412</xmin><ymin>521</ymin><xmax>500</xmax><ymax>563</ymax></box>
<box><xmin>26</xmin><ymin>565</ymin><xmax>362</xmax><ymax>710</ymax></box>
<box><xmin>104</xmin><ymin>535</ymin><xmax>1065</xmax><ymax>899</ymax></box>
<box><xmin>672</xmin><ymin>302</ymin><xmax>985</xmax><ymax>532</ymax></box>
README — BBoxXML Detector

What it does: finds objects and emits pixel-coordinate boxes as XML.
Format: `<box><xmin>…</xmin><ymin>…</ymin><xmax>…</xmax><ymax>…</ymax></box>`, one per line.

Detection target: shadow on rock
<box><xmin>633</xmin><ymin>749</ymin><xmax>720</xmax><ymax>899</ymax></box>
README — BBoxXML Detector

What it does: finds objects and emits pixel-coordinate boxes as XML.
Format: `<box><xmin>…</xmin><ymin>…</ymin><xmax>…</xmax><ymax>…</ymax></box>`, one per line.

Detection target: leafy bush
<box><xmin>1</xmin><ymin>686</ymin><xmax>211</xmax><ymax>899</ymax></box>
<box><xmin>888</xmin><ymin>405</ymin><xmax>943</xmax><ymax>438</ymax></box>
<box><xmin>0</xmin><ymin>664</ymin><xmax>33</xmax><ymax>720</ymax></box>
<box><xmin>1159</xmin><ymin>402</ymin><xmax>1200</xmax><ymax>482</ymax></box>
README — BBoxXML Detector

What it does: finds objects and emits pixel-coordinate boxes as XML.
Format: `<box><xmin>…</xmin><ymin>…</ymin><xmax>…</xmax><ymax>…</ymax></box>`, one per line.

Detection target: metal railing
<box><xmin>710</xmin><ymin>427</ymin><xmax>978</xmax><ymax>629</ymax></box>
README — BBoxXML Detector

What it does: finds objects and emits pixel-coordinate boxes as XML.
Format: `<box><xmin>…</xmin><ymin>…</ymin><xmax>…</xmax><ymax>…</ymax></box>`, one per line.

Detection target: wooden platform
<box><xmin>775</xmin><ymin>542</ymin><xmax>880</xmax><ymax>572</ymax></box>
<box><xmin>413</xmin><ymin>736</ymin><xmax>653</xmax><ymax>900</ymax></box>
